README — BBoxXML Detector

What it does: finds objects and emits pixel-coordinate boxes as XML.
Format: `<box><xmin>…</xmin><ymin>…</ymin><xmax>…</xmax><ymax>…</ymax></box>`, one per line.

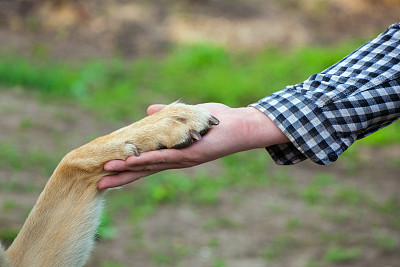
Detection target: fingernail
<box><xmin>104</xmin><ymin>162</ymin><xmax>112</xmax><ymax>170</ymax></box>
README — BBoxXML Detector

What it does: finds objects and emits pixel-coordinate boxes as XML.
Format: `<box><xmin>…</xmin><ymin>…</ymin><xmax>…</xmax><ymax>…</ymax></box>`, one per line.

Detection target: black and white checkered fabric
<box><xmin>251</xmin><ymin>23</ymin><xmax>400</xmax><ymax>165</ymax></box>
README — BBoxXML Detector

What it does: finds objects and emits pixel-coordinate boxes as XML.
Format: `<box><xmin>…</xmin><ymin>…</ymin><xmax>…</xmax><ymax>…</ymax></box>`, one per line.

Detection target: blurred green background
<box><xmin>0</xmin><ymin>1</ymin><xmax>399</xmax><ymax>267</ymax></box>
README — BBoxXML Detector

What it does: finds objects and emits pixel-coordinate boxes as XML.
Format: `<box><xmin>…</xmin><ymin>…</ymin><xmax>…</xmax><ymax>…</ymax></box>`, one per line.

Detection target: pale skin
<box><xmin>98</xmin><ymin>103</ymin><xmax>289</xmax><ymax>190</ymax></box>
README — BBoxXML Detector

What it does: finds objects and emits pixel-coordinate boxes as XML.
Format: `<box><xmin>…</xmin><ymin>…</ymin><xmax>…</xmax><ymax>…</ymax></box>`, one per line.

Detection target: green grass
<box><xmin>102</xmin><ymin>262</ymin><xmax>127</xmax><ymax>267</ymax></box>
<box><xmin>260</xmin><ymin>235</ymin><xmax>297</xmax><ymax>261</ymax></box>
<box><xmin>0</xmin><ymin>142</ymin><xmax>22</xmax><ymax>170</ymax></box>
<box><xmin>2</xmin><ymin>39</ymin><xmax>400</xmax><ymax>138</ymax></box>
<box><xmin>19</xmin><ymin>118</ymin><xmax>35</xmax><ymax>130</ymax></box>
<box><xmin>324</xmin><ymin>247</ymin><xmax>362</xmax><ymax>263</ymax></box>
<box><xmin>151</xmin><ymin>240</ymin><xmax>190</xmax><ymax>266</ymax></box>
<box><xmin>0</xmin><ymin>142</ymin><xmax>60</xmax><ymax>175</ymax></box>
<box><xmin>286</xmin><ymin>218</ymin><xmax>302</xmax><ymax>231</ymax></box>
<box><xmin>1</xmin><ymin>39</ymin><xmax>400</xmax><ymax>265</ymax></box>
<box><xmin>301</xmin><ymin>174</ymin><xmax>337</xmax><ymax>205</ymax></box>
<box><xmin>373</xmin><ymin>234</ymin><xmax>398</xmax><ymax>251</ymax></box>
<box><xmin>0</xmin><ymin>229</ymin><xmax>19</xmax><ymax>244</ymax></box>
<box><xmin>203</xmin><ymin>217</ymin><xmax>241</xmax><ymax>231</ymax></box>
<box><xmin>96</xmin><ymin>212</ymin><xmax>118</xmax><ymax>240</ymax></box>
<box><xmin>2</xmin><ymin>41</ymin><xmax>399</xmax><ymax>141</ymax></box>
<box><xmin>2</xmin><ymin>200</ymin><xmax>17</xmax><ymax>212</ymax></box>
<box><xmin>105</xmin><ymin>150</ymin><xmax>269</xmax><ymax>223</ymax></box>
<box><xmin>333</xmin><ymin>187</ymin><xmax>363</xmax><ymax>206</ymax></box>
<box><xmin>213</xmin><ymin>258</ymin><xmax>227</xmax><ymax>267</ymax></box>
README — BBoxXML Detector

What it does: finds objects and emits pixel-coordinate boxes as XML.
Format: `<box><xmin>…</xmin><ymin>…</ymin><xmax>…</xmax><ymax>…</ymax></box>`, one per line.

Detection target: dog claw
<box><xmin>209</xmin><ymin>116</ymin><xmax>220</xmax><ymax>125</ymax></box>
<box><xmin>125</xmin><ymin>142</ymin><xmax>140</xmax><ymax>156</ymax></box>
<box><xmin>190</xmin><ymin>130</ymin><xmax>202</xmax><ymax>141</ymax></box>
<box><xmin>133</xmin><ymin>148</ymin><xmax>140</xmax><ymax>157</ymax></box>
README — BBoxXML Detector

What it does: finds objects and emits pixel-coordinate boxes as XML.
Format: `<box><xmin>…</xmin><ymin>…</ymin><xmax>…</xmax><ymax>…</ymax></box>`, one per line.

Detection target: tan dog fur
<box><xmin>0</xmin><ymin>103</ymin><xmax>216</xmax><ymax>267</ymax></box>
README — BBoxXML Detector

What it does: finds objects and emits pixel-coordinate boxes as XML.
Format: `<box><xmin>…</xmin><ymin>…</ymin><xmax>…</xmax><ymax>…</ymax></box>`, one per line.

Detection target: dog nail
<box><xmin>209</xmin><ymin>116</ymin><xmax>220</xmax><ymax>125</ymax></box>
<box><xmin>190</xmin><ymin>130</ymin><xmax>202</xmax><ymax>141</ymax></box>
<box><xmin>133</xmin><ymin>148</ymin><xmax>140</xmax><ymax>156</ymax></box>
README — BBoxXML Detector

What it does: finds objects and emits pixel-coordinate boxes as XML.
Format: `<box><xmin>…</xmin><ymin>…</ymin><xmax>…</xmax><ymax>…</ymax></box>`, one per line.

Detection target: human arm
<box><xmin>99</xmin><ymin>23</ymin><xmax>400</xmax><ymax>189</ymax></box>
<box><xmin>251</xmin><ymin>22</ymin><xmax>400</xmax><ymax>165</ymax></box>
<box><xmin>97</xmin><ymin>103</ymin><xmax>289</xmax><ymax>189</ymax></box>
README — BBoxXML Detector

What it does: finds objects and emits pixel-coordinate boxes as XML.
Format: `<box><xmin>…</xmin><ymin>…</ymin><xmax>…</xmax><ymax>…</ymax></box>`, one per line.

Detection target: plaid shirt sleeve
<box><xmin>250</xmin><ymin>23</ymin><xmax>400</xmax><ymax>165</ymax></box>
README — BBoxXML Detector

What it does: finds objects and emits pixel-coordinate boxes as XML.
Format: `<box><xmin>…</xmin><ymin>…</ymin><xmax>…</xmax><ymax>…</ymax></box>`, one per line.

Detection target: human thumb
<box><xmin>147</xmin><ymin>104</ymin><xmax>166</xmax><ymax>115</ymax></box>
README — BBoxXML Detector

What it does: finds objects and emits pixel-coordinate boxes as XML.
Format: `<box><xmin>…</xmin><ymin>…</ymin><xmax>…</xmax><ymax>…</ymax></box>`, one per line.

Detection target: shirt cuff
<box><xmin>250</xmin><ymin>88</ymin><xmax>346</xmax><ymax>165</ymax></box>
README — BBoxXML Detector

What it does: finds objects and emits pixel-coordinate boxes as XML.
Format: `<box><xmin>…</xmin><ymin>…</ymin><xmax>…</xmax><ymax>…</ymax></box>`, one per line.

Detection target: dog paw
<box><xmin>123</xmin><ymin>103</ymin><xmax>219</xmax><ymax>155</ymax></box>
<box><xmin>63</xmin><ymin>103</ymin><xmax>218</xmax><ymax>176</ymax></box>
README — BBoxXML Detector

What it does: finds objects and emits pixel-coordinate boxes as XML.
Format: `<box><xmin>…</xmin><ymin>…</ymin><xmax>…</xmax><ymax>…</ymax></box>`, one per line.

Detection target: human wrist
<box><xmin>243</xmin><ymin>107</ymin><xmax>289</xmax><ymax>149</ymax></box>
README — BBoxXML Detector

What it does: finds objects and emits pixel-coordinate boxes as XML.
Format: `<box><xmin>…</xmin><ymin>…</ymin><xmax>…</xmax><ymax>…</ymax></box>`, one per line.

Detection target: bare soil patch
<box><xmin>0</xmin><ymin>0</ymin><xmax>399</xmax><ymax>59</ymax></box>
<box><xmin>1</xmin><ymin>90</ymin><xmax>398</xmax><ymax>266</ymax></box>
<box><xmin>0</xmin><ymin>1</ymin><xmax>399</xmax><ymax>266</ymax></box>
<box><xmin>88</xmin><ymin>156</ymin><xmax>400</xmax><ymax>267</ymax></box>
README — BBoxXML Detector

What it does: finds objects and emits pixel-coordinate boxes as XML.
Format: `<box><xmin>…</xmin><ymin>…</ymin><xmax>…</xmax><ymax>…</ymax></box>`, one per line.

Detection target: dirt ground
<box><xmin>88</xmin><ymin>150</ymin><xmax>400</xmax><ymax>267</ymax></box>
<box><xmin>0</xmin><ymin>91</ymin><xmax>399</xmax><ymax>267</ymax></box>
<box><xmin>0</xmin><ymin>1</ymin><xmax>400</xmax><ymax>266</ymax></box>
<box><xmin>0</xmin><ymin>0</ymin><xmax>399</xmax><ymax>59</ymax></box>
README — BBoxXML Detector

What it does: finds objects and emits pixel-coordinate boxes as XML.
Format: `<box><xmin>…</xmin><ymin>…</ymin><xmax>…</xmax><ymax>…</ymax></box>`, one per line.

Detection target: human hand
<box><xmin>98</xmin><ymin>103</ymin><xmax>288</xmax><ymax>189</ymax></box>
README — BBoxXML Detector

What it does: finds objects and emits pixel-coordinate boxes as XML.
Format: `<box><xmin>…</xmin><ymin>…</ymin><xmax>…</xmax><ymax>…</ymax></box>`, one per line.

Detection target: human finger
<box><xmin>104</xmin><ymin>159</ymin><xmax>128</xmax><ymax>171</ymax></box>
<box><xmin>104</xmin><ymin>149</ymin><xmax>191</xmax><ymax>172</ymax></box>
<box><xmin>147</xmin><ymin>104</ymin><xmax>166</xmax><ymax>115</ymax></box>
<box><xmin>117</xmin><ymin>162</ymin><xmax>194</xmax><ymax>172</ymax></box>
<box><xmin>97</xmin><ymin>170</ymin><xmax>158</xmax><ymax>190</ymax></box>
<box><xmin>125</xmin><ymin>149</ymin><xmax>188</xmax><ymax>166</ymax></box>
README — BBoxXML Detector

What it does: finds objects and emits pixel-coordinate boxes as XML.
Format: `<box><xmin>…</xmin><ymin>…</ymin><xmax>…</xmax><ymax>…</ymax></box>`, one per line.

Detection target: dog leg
<box><xmin>3</xmin><ymin>103</ymin><xmax>218</xmax><ymax>267</ymax></box>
